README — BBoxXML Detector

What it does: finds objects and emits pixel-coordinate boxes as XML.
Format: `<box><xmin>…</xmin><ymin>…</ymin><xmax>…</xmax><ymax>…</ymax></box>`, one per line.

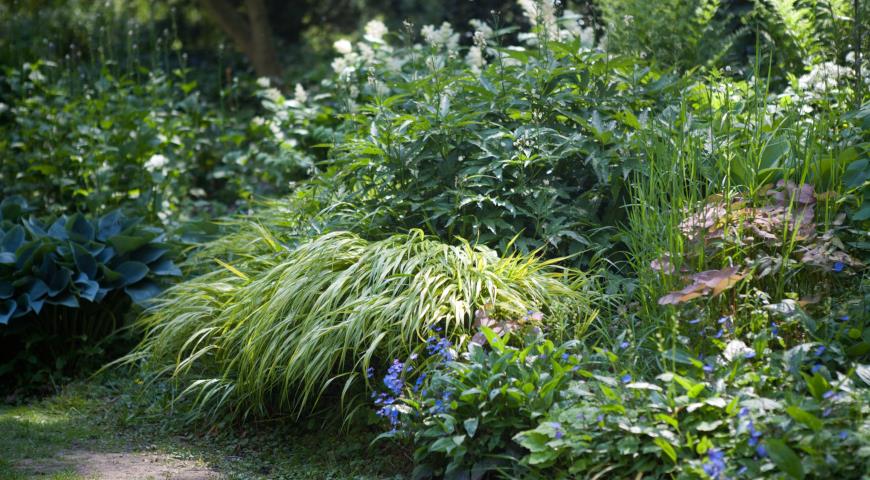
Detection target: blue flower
<box><xmin>621</xmin><ymin>374</ymin><xmax>632</xmax><ymax>383</ymax></box>
<box><xmin>597</xmin><ymin>414</ymin><xmax>604</xmax><ymax>423</ymax></box>
<box><xmin>744</xmin><ymin>351</ymin><xmax>756</xmax><ymax>359</ymax></box>
<box><xmin>839</xmin><ymin>431</ymin><xmax>848</xmax><ymax>440</ymax></box>
<box><xmin>561</xmin><ymin>353</ymin><xmax>570</xmax><ymax>362</ymax></box>
<box><xmin>703</xmin><ymin>448</ymin><xmax>727</xmax><ymax>478</ymax></box>
<box><xmin>746</xmin><ymin>421</ymin><xmax>762</xmax><ymax>447</ymax></box>
<box><xmin>811</xmin><ymin>363</ymin><xmax>823</xmax><ymax>374</ymax></box>
<box><xmin>738</xmin><ymin>407</ymin><xmax>749</xmax><ymax>417</ymax></box>
<box><xmin>815</xmin><ymin>345</ymin><xmax>826</xmax><ymax>356</ymax></box>
<box><xmin>838</xmin><ymin>315</ymin><xmax>849</xmax><ymax>322</ymax></box>
<box><xmin>366</xmin><ymin>367</ymin><xmax>374</xmax><ymax>378</ymax></box>
<box><xmin>383</xmin><ymin>359</ymin><xmax>405</xmax><ymax>396</ymax></box>
<box><xmin>823</xmin><ymin>407</ymin><xmax>832</xmax><ymax>417</ymax></box>
<box><xmin>714</xmin><ymin>329</ymin><xmax>724</xmax><ymax>339</ymax></box>
<box><xmin>550</xmin><ymin>422</ymin><xmax>564</xmax><ymax>439</ymax></box>
<box><xmin>688</xmin><ymin>318</ymin><xmax>702</xmax><ymax>325</ymax></box>
<box><xmin>771</xmin><ymin>322</ymin><xmax>779</xmax><ymax>337</ymax></box>
<box><xmin>832</xmin><ymin>262</ymin><xmax>844</xmax><ymax>272</ymax></box>
<box><xmin>823</xmin><ymin>390</ymin><xmax>836</xmax><ymax>400</ymax></box>
<box><xmin>413</xmin><ymin>373</ymin><xmax>427</xmax><ymax>392</ymax></box>
<box><xmin>703</xmin><ymin>364</ymin><xmax>714</xmax><ymax>373</ymax></box>
<box><xmin>756</xmin><ymin>444</ymin><xmax>767</xmax><ymax>458</ymax></box>
<box><xmin>426</xmin><ymin>336</ymin><xmax>454</xmax><ymax>361</ymax></box>
<box><xmin>619</xmin><ymin>341</ymin><xmax>630</xmax><ymax>349</ymax></box>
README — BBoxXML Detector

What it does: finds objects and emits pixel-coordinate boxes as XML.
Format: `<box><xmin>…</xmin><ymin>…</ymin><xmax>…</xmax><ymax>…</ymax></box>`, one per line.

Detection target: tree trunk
<box><xmin>199</xmin><ymin>0</ymin><xmax>282</xmax><ymax>79</ymax></box>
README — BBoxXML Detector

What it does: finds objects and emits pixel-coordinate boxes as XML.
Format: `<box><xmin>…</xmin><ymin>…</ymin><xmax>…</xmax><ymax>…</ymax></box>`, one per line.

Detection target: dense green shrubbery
<box><xmin>0</xmin><ymin>197</ymin><xmax>179</xmax><ymax>390</ymax></box>
<box><xmin>0</xmin><ymin>61</ymin><xmax>317</xmax><ymax>221</ymax></box>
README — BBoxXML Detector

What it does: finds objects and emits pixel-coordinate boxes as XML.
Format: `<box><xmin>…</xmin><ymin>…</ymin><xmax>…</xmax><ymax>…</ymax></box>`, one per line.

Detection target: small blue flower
<box><xmin>838</xmin><ymin>315</ymin><xmax>849</xmax><ymax>322</ymax></box>
<box><xmin>811</xmin><ymin>363</ymin><xmax>823</xmax><ymax>374</ymax></box>
<box><xmin>703</xmin><ymin>364</ymin><xmax>714</xmax><ymax>373</ymax></box>
<box><xmin>738</xmin><ymin>407</ymin><xmax>749</xmax><ymax>417</ymax></box>
<box><xmin>771</xmin><ymin>321</ymin><xmax>779</xmax><ymax>337</ymax></box>
<box><xmin>815</xmin><ymin>345</ymin><xmax>826</xmax><ymax>356</ymax></box>
<box><xmin>823</xmin><ymin>390</ymin><xmax>836</xmax><ymax>400</ymax></box>
<box><xmin>549</xmin><ymin>422</ymin><xmax>563</xmax><ymax>439</ymax></box>
<box><xmin>823</xmin><ymin>407</ymin><xmax>832</xmax><ymax>417</ymax></box>
<box><xmin>718</xmin><ymin>316</ymin><xmax>730</xmax><ymax>324</ymax></box>
<box><xmin>366</xmin><ymin>367</ymin><xmax>374</xmax><ymax>378</ymax></box>
<box><xmin>714</xmin><ymin>329</ymin><xmax>724</xmax><ymax>339</ymax></box>
<box><xmin>756</xmin><ymin>444</ymin><xmax>767</xmax><ymax>458</ymax></box>
<box><xmin>839</xmin><ymin>431</ymin><xmax>848</xmax><ymax>440</ymax></box>
<box><xmin>703</xmin><ymin>449</ymin><xmax>727</xmax><ymax>478</ymax></box>
<box><xmin>621</xmin><ymin>374</ymin><xmax>632</xmax><ymax>383</ymax></box>
<box><xmin>561</xmin><ymin>353</ymin><xmax>570</xmax><ymax>362</ymax></box>
<box><xmin>744</xmin><ymin>351</ymin><xmax>756</xmax><ymax>359</ymax></box>
<box><xmin>832</xmin><ymin>262</ymin><xmax>844</xmax><ymax>272</ymax></box>
<box><xmin>597</xmin><ymin>414</ymin><xmax>605</xmax><ymax>423</ymax></box>
<box><xmin>688</xmin><ymin>318</ymin><xmax>702</xmax><ymax>324</ymax></box>
<box><xmin>620</xmin><ymin>341</ymin><xmax>630</xmax><ymax>349</ymax></box>
<box><xmin>737</xmin><ymin>466</ymin><xmax>748</xmax><ymax>475</ymax></box>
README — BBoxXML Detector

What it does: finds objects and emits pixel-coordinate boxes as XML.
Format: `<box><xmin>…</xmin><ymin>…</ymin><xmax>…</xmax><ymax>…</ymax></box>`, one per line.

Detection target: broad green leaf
<box><xmin>785</xmin><ymin>406</ymin><xmax>823</xmax><ymax>431</ymax></box>
<box><xmin>765</xmin><ymin>439</ymin><xmax>805</xmax><ymax>479</ymax></box>
<box><xmin>653</xmin><ymin>437</ymin><xmax>677</xmax><ymax>463</ymax></box>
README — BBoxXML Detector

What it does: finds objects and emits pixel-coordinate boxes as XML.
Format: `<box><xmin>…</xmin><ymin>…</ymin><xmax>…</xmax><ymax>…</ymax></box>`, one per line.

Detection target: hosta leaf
<box><xmin>66</xmin><ymin>213</ymin><xmax>95</xmax><ymax>242</ymax></box>
<box><xmin>72</xmin><ymin>243</ymin><xmax>98</xmax><ymax>279</ymax></box>
<box><xmin>124</xmin><ymin>280</ymin><xmax>162</xmax><ymax>304</ymax></box>
<box><xmin>47</xmin><ymin>267</ymin><xmax>72</xmax><ymax>296</ymax></box>
<box><xmin>150</xmin><ymin>258</ymin><xmax>181</xmax><ymax>276</ymax></box>
<box><xmin>2</xmin><ymin>225</ymin><xmax>25</xmax><ymax>253</ymax></box>
<box><xmin>47</xmin><ymin>217</ymin><xmax>68</xmax><ymax>240</ymax></box>
<box><xmin>96</xmin><ymin>210</ymin><xmax>124</xmax><ymax>241</ymax></box>
<box><xmin>0</xmin><ymin>252</ymin><xmax>14</xmax><ymax>265</ymax></box>
<box><xmin>46</xmin><ymin>293</ymin><xmax>79</xmax><ymax>308</ymax></box>
<box><xmin>0</xmin><ymin>299</ymin><xmax>16</xmax><ymax>325</ymax></box>
<box><xmin>109</xmin><ymin>233</ymin><xmax>155</xmax><ymax>255</ymax></box>
<box><xmin>131</xmin><ymin>246</ymin><xmax>168</xmax><ymax>264</ymax></box>
<box><xmin>73</xmin><ymin>272</ymin><xmax>100</xmax><ymax>303</ymax></box>
<box><xmin>115</xmin><ymin>261</ymin><xmax>149</xmax><ymax>286</ymax></box>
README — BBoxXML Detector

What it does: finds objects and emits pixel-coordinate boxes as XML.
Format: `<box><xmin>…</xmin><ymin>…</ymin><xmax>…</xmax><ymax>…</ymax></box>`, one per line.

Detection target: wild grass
<box><xmin>125</xmin><ymin>228</ymin><xmax>600</xmax><ymax>422</ymax></box>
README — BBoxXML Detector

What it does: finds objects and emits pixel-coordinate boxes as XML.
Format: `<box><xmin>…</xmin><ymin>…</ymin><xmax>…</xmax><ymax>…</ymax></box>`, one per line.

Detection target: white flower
<box><xmin>468</xmin><ymin>19</ymin><xmax>493</xmax><ymax>39</ymax></box>
<box><xmin>465</xmin><ymin>45</ymin><xmax>485</xmax><ymax>73</ymax></box>
<box><xmin>145</xmin><ymin>154</ymin><xmax>168</xmax><ymax>172</ymax></box>
<box><xmin>722</xmin><ymin>340</ymin><xmax>753</xmax><ymax>363</ymax></box>
<box><xmin>293</xmin><ymin>83</ymin><xmax>308</xmax><ymax>104</ymax></box>
<box><xmin>364</xmin><ymin>19</ymin><xmax>388</xmax><ymax>43</ymax></box>
<box><xmin>256</xmin><ymin>77</ymin><xmax>271</xmax><ymax>88</ymax></box>
<box><xmin>333</xmin><ymin>39</ymin><xmax>353</xmax><ymax>55</ymax></box>
<box><xmin>518</xmin><ymin>0</ymin><xmax>558</xmax><ymax>39</ymax></box>
<box><xmin>358</xmin><ymin>42</ymin><xmax>376</xmax><ymax>64</ymax></box>
<box><xmin>421</xmin><ymin>22</ymin><xmax>459</xmax><ymax>52</ymax></box>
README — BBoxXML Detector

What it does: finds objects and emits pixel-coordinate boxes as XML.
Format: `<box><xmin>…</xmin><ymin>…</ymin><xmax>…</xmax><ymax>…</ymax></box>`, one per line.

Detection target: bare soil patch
<box><xmin>16</xmin><ymin>450</ymin><xmax>221</xmax><ymax>479</ymax></box>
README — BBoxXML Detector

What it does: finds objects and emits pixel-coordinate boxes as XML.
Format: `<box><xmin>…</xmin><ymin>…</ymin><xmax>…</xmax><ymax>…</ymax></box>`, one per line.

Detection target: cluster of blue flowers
<box><xmin>373</xmin><ymin>359</ymin><xmax>408</xmax><ymax>430</ymax></box>
<box><xmin>702</xmin><ymin>448</ymin><xmax>726</xmax><ymax>479</ymax></box>
<box><xmin>739</xmin><ymin>408</ymin><xmax>767</xmax><ymax>457</ymax></box>
<box><xmin>426</xmin><ymin>335</ymin><xmax>454</xmax><ymax>361</ymax></box>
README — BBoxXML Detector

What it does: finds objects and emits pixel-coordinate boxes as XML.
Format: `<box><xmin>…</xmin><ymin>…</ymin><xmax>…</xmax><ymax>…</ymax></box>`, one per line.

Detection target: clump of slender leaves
<box><xmin>125</xmin><ymin>228</ymin><xmax>599</xmax><ymax>422</ymax></box>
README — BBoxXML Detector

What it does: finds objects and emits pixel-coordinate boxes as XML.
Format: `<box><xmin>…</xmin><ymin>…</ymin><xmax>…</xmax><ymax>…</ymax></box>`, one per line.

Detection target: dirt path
<box><xmin>16</xmin><ymin>450</ymin><xmax>221</xmax><ymax>479</ymax></box>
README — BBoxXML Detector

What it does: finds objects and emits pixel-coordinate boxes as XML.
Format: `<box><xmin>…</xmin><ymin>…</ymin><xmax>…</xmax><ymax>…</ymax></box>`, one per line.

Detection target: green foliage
<box><xmin>0</xmin><ymin>61</ymin><xmax>312</xmax><ymax>220</ymax></box>
<box><xmin>597</xmin><ymin>0</ymin><xmax>740</xmax><ymax>72</ymax></box>
<box><xmin>126</xmin><ymin>228</ymin><xmax>596</xmax><ymax>422</ymax></box>
<box><xmin>378</xmin><ymin>301</ymin><xmax>870</xmax><ymax>478</ymax></box>
<box><xmin>0</xmin><ymin>198</ymin><xmax>179</xmax><ymax>390</ymax></box>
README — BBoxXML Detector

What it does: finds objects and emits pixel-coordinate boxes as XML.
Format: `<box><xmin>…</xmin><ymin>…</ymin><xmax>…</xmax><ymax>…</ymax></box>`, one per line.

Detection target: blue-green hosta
<box><xmin>0</xmin><ymin>197</ymin><xmax>180</xmax><ymax>325</ymax></box>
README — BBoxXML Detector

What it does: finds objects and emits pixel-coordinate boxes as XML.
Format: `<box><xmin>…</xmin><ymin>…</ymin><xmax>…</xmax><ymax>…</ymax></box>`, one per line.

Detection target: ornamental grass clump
<box><xmin>127</xmin><ymin>229</ymin><xmax>594</xmax><ymax>421</ymax></box>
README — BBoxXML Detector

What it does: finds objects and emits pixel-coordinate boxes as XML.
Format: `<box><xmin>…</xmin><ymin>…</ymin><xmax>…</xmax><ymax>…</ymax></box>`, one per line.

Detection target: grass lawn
<box><xmin>0</xmin><ymin>374</ymin><xmax>408</xmax><ymax>480</ymax></box>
